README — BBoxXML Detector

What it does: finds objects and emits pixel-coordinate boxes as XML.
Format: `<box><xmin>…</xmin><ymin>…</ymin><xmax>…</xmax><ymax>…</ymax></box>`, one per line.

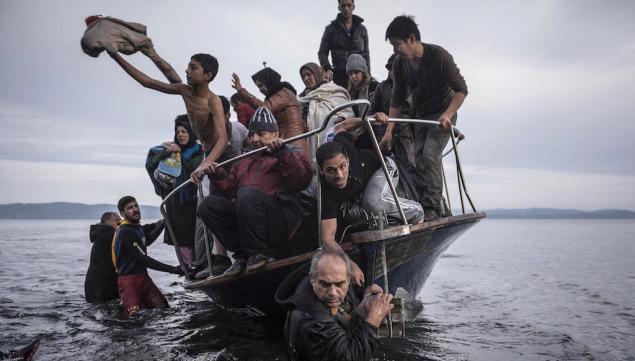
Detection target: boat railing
<box><xmin>161</xmin><ymin>99</ymin><xmax>477</xmax><ymax>279</ymax></box>
<box><xmin>160</xmin><ymin>99</ymin><xmax>371</xmax><ymax>279</ymax></box>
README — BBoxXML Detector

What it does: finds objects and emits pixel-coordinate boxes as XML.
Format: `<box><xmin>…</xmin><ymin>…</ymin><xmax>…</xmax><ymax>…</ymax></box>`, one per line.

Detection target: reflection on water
<box><xmin>1</xmin><ymin>219</ymin><xmax>634</xmax><ymax>360</ymax></box>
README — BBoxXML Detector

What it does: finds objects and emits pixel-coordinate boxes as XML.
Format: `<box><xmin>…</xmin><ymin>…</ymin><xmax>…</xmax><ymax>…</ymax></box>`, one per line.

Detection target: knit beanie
<box><xmin>249</xmin><ymin>107</ymin><xmax>279</xmax><ymax>133</ymax></box>
<box><xmin>346</xmin><ymin>54</ymin><xmax>369</xmax><ymax>76</ymax></box>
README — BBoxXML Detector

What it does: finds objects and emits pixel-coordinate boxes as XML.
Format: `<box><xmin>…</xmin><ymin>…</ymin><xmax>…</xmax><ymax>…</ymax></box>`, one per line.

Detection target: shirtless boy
<box><xmin>108</xmin><ymin>44</ymin><xmax>228</xmax><ymax>182</ymax></box>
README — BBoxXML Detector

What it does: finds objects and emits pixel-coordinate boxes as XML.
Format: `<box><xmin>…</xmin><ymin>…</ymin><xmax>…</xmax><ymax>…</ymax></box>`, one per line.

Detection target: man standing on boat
<box><xmin>316</xmin><ymin>118</ymin><xmax>424</xmax><ymax>286</ymax></box>
<box><xmin>112</xmin><ymin>196</ymin><xmax>183</xmax><ymax>317</ymax></box>
<box><xmin>278</xmin><ymin>249</ymin><xmax>393</xmax><ymax>361</ymax></box>
<box><xmin>197</xmin><ymin>107</ymin><xmax>312</xmax><ymax>276</ymax></box>
<box><xmin>378</xmin><ymin>15</ymin><xmax>468</xmax><ymax>221</ymax></box>
<box><xmin>318</xmin><ymin>0</ymin><xmax>370</xmax><ymax>87</ymax></box>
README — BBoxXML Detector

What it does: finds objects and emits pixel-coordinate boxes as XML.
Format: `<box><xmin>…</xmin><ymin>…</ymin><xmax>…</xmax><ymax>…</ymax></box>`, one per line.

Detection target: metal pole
<box><xmin>380</xmin><ymin>241</ymin><xmax>393</xmax><ymax>337</ymax></box>
<box><xmin>441</xmin><ymin>163</ymin><xmax>452</xmax><ymax>216</ymax></box>
<box><xmin>450</xmin><ymin>130</ymin><xmax>477</xmax><ymax>213</ymax></box>
<box><xmin>362</xmin><ymin>113</ymin><xmax>408</xmax><ymax>225</ymax></box>
<box><xmin>316</xmin><ymin>132</ymin><xmax>322</xmax><ymax>248</ymax></box>
<box><xmin>158</xmin><ymin>194</ymin><xmax>188</xmax><ymax>279</ymax></box>
<box><xmin>197</xmin><ymin>183</ymin><xmax>214</xmax><ymax>277</ymax></box>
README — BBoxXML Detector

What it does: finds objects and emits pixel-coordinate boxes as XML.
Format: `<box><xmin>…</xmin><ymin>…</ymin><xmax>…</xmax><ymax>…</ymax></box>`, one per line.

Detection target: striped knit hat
<box><xmin>248</xmin><ymin>106</ymin><xmax>279</xmax><ymax>132</ymax></box>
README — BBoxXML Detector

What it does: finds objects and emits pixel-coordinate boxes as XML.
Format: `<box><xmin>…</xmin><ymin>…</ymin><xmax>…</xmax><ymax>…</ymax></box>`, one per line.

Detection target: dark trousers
<box><xmin>333</xmin><ymin>69</ymin><xmax>348</xmax><ymax>88</ymax></box>
<box><xmin>198</xmin><ymin>187</ymin><xmax>290</xmax><ymax>259</ymax></box>
<box><xmin>413</xmin><ymin>113</ymin><xmax>457</xmax><ymax>211</ymax></box>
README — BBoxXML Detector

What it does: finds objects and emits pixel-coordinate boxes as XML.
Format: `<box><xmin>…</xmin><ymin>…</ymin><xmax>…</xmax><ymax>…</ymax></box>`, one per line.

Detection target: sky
<box><xmin>0</xmin><ymin>0</ymin><xmax>633</xmax><ymax>210</ymax></box>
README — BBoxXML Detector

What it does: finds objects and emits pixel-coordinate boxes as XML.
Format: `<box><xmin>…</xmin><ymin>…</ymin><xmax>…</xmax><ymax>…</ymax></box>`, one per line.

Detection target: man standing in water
<box><xmin>108</xmin><ymin>44</ymin><xmax>230</xmax><ymax>183</ymax></box>
<box><xmin>112</xmin><ymin>196</ymin><xmax>182</xmax><ymax>317</ymax></box>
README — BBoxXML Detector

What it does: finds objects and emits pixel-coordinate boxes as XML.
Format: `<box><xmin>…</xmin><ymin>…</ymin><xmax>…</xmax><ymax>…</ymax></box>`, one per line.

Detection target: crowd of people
<box><xmin>84</xmin><ymin>2</ymin><xmax>467</xmax><ymax>359</ymax></box>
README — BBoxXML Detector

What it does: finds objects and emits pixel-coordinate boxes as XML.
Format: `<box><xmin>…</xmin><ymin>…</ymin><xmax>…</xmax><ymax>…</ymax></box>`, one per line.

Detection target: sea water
<box><xmin>0</xmin><ymin>219</ymin><xmax>633</xmax><ymax>360</ymax></box>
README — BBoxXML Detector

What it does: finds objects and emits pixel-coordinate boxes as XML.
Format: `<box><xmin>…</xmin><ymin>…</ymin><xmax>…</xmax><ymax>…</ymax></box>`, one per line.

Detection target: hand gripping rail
<box><xmin>160</xmin><ymin>99</ymin><xmax>372</xmax><ymax>279</ymax></box>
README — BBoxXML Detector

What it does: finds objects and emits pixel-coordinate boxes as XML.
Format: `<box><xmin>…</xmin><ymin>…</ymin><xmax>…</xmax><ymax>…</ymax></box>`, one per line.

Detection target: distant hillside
<box><xmin>1</xmin><ymin>203</ymin><xmax>634</xmax><ymax>220</ymax></box>
<box><xmin>0</xmin><ymin>202</ymin><xmax>161</xmax><ymax>220</ymax></box>
<box><xmin>484</xmin><ymin>208</ymin><xmax>635</xmax><ymax>219</ymax></box>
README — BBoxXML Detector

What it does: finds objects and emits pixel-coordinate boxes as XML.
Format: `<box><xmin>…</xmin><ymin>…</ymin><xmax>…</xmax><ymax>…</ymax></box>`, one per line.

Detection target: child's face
<box><xmin>185</xmin><ymin>59</ymin><xmax>209</xmax><ymax>85</ymax></box>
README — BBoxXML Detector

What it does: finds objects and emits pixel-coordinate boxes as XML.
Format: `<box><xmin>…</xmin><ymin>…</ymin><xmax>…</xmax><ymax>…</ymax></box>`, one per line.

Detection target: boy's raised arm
<box><xmin>109</xmin><ymin>51</ymin><xmax>183</xmax><ymax>95</ymax></box>
<box><xmin>141</xmin><ymin>45</ymin><xmax>182</xmax><ymax>84</ymax></box>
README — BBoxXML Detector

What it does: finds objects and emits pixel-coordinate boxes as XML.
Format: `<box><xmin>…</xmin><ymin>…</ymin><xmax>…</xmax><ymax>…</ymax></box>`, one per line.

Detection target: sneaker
<box><xmin>424</xmin><ymin>208</ymin><xmax>439</xmax><ymax>221</ymax></box>
<box><xmin>194</xmin><ymin>266</ymin><xmax>211</xmax><ymax>280</ymax></box>
<box><xmin>245</xmin><ymin>254</ymin><xmax>269</xmax><ymax>273</ymax></box>
<box><xmin>211</xmin><ymin>255</ymin><xmax>232</xmax><ymax>276</ymax></box>
<box><xmin>223</xmin><ymin>260</ymin><xmax>246</xmax><ymax>277</ymax></box>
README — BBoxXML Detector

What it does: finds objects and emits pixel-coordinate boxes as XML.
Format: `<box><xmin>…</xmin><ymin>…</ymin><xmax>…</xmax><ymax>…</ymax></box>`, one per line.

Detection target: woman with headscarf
<box><xmin>145</xmin><ymin>115</ymin><xmax>204</xmax><ymax>268</ymax></box>
<box><xmin>297</xmin><ymin>62</ymin><xmax>354</xmax><ymax>168</ymax></box>
<box><xmin>231</xmin><ymin>67</ymin><xmax>308</xmax><ymax>156</ymax></box>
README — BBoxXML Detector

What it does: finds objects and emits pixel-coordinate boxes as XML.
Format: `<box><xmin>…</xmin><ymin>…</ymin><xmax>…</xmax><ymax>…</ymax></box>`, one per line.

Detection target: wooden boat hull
<box><xmin>183</xmin><ymin>212</ymin><xmax>485</xmax><ymax>319</ymax></box>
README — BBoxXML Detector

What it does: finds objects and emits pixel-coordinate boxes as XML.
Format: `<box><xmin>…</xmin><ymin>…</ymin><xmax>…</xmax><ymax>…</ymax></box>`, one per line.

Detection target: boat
<box><xmin>161</xmin><ymin>99</ymin><xmax>486</xmax><ymax>321</ymax></box>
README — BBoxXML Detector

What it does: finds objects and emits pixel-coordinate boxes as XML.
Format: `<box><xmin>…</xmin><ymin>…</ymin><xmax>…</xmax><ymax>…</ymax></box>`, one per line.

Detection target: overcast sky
<box><xmin>0</xmin><ymin>0</ymin><xmax>633</xmax><ymax>210</ymax></box>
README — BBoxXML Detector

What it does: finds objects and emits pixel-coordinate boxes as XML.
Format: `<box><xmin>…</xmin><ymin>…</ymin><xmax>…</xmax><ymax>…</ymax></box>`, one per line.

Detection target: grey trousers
<box><xmin>362</xmin><ymin>157</ymin><xmax>423</xmax><ymax>223</ymax></box>
<box><xmin>413</xmin><ymin>113</ymin><xmax>456</xmax><ymax>211</ymax></box>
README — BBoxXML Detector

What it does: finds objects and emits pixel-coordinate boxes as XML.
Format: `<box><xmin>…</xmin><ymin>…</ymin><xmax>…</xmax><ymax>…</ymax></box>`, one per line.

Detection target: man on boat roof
<box><xmin>278</xmin><ymin>249</ymin><xmax>393</xmax><ymax>361</ymax></box>
<box><xmin>316</xmin><ymin>117</ymin><xmax>424</xmax><ymax>285</ymax></box>
<box><xmin>112</xmin><ymin>196</ymin><xmax>183</xmax><ymax>317</ymax></box>
<box><xmin>197</xmin><ymin>107</ymin><xmax>313</xmax><ymax>276</ymax></box>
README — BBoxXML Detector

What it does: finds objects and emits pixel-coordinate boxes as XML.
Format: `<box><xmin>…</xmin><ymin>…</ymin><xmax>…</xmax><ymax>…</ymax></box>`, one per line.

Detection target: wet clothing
<box><xmin>112</xmin><ymin>220</ymin><xmax>175</xmax><ymax>316</ymax></box>
<box><xmin>111</xmin><ymin>220</ymin><xmax>171</xmax><ymax>276</ymax></box>
<box><xmin>81</xmin><ymin>16</ymin><xmax>151</xmax><ymax>57</ymax></box>
<box><xmin>318</xmin><ymin>14</ymin><xmax>370</xmax><ymax>88</ymax></box>
<box><xmin>279</xmin><ymin>276</ymin><xmax>378</xmax><ymax>361</ymax></box>
<box><xmin>84</xmin><ymin>223</ymin><xmax>118</xmax><ymax>303</ymax></box>
<box><xmin>391</xmin><ymin>43</ymin><xmax>467</xmax><ymax>213</ymax></box>
<box><xmin>198</xmin><ymin>144</ymin><xmax>312</xmax><ymax>258</ymax></box>
<box><xmin>118</xmin><ymin>273</ymin><xmax>168</xmax><ymax>317</ymax></box>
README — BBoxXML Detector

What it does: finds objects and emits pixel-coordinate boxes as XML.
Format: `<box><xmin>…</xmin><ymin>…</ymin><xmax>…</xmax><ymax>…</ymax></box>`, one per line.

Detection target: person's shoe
<box><xmin>245</xmin><ymin>254</ymin><xmax>269</xmax><ymax>273</ymax></box>
<box><xmin>409</xmin><ymin>212</ymin><xmax>425</xmax><ymax>224</ymax></box>
<box><xmin>223</xmin><ymin>260</ymin><xmax>246</xmax><ymax>277</ymax></box>
<box><xmin>424</xmin><ymin>208</ymin><xmax>439</xmax><ymax>221</ymax></box>
<box><xmin>194</xmin><ymin>266</ymin><xmax>211</xmax><ymax>280</ymax></box>
<box><xmin>211</xmin><ymin>255</ymin><xmax>232</xmax><ymax>276</ymax></box>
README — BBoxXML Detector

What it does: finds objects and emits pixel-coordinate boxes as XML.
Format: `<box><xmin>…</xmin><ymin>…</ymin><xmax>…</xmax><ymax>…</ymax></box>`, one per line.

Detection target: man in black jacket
<box><xmin>279</xmin><ymin>249</ymin><xmax>393</xmax><ymax>361</ymax></box>
<box><xmin>112</xmin><ymin>196</ymin><xmax>182</xmax><ymax>317</ymax></box>
<box><xmin>318</xmin><ymin>0</ymin><xmax>370</xmax><ymax>87</ymax></box>
<box><xmin>84</xmin><ymin>211</ymin><xmax>121</xmax><ymax>303</ymax></box>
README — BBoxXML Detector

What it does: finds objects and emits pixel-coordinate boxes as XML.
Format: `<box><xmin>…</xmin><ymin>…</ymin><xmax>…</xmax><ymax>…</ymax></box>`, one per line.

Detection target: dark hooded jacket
<box><xmin>318</xmin><ymin>14</ymin><xmax>370</xmax><ymax>77</ymax></box>
<box><xmin>85</xmin><ymin>223</ymin><xmax>119</xmax><ymax>302</ymax></box>
<box><xmin>238</xmin><ymin>67</ymin><xmax>308</xmax><ymax>155</ymax></box>
<box><xmin>277</xmin><ymin>275</ymin><xmax>379</xmax><ymax>361</ymax></box>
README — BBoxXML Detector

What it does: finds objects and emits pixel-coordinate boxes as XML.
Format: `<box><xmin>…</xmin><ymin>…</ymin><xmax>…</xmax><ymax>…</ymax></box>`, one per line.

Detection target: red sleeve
<box><xmin>276</xmin><ymin>145</ymin><xmax>312</xmax><ymax>192</ymax></box>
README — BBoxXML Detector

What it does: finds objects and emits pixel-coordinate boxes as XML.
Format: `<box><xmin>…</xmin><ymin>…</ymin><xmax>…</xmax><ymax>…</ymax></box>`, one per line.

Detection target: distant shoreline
<box><xmin>1</xmin><ymin>202</ymin><xmax>634</xmax><ymax>220</ymax></box>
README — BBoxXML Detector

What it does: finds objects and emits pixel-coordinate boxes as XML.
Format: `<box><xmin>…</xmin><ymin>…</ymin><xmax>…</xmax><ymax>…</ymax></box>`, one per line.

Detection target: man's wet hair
<box><xmin>100</xmin><ymin>211</ymin><xmax>118</xmax><ymax>224</ymax></box>
<box><xmin>385</xmin><ymin>15</ymin><xmax>421</xmax><ymax>41</ymax></box>
<box><xmin>316</xmin><ymin>141</ymin><xmax>348</xmax><ymax>167</ymax></box>
<box><xmin>309</xmin><ymin>249</ymin><xmax>352</xmax><ymax>281</ymax></box>
<box><xmin>117</xmin><ymin>196</ymin><xmax>137</xmax><ymax>212</ymax></box>
<box><xmin>190</xmin><ymin>53</ymin><xmax>219</xmax><ymax>81</ymax></box>
<box><xmin>219</xmin><ymin>95</ymin><xmax>230</xmax><ymax>114</ymax></box>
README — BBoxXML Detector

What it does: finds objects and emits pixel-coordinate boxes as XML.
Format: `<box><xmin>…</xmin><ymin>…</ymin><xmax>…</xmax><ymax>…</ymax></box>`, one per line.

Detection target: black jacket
<box><xmin>318</xmin><ymin>15</ymin><xmax>370</xmax><ymax>75</ymax></box>
<box><xmin>277</xmin><ymin>275</ymin><xmax>379</xmax><ymax>361</ymax></box>
<box><xmin>84</xmin><ymin>223</ymin><xmax>118</xmax><ymax>303</ymax></box>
